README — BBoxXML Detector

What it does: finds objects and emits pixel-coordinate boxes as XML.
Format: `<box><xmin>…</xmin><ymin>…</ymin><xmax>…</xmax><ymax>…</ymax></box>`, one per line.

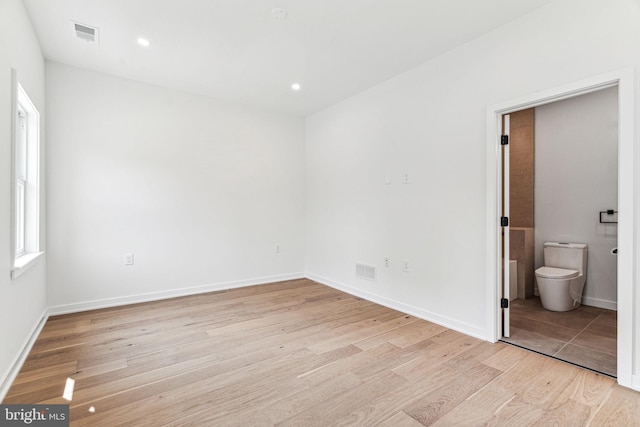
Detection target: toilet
<box><xmin>535</xmin><ymin>242</ymin><xmax>588</xmax><ymax>312</ymax></box>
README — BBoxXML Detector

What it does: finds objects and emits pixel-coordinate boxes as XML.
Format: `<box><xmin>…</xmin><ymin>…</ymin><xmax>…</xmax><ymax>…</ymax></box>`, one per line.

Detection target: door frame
<box><xmin>485</xmin><ymin>68</ymin><xmax>635</xmax><ymax>389</ymax></box>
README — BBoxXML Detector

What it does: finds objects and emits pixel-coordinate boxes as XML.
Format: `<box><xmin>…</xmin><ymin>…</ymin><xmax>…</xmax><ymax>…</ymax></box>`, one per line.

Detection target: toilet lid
<box><xmin>535</xmin><ymin>266</ymin><xmax>579</xmax><ymax>279</ymax></box>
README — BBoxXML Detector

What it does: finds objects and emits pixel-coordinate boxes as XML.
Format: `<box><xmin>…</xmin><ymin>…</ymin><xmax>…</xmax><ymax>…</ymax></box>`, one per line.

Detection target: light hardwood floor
<box><xmin>4</xmin><ymin>279</ymin><xmax>640</xmax><ymax>426</ymax></box>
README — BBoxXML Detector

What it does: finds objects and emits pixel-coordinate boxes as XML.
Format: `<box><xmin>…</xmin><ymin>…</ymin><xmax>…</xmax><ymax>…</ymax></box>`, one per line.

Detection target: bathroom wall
<box><xmin>509</xmin><ymin>108</ymin><xmax>535</xmax><ymax>299</ymax></box>
<box><xmin>535</xmin><ymin>86</ymin><xmax>618</xmax><ymax>309</ymax></box>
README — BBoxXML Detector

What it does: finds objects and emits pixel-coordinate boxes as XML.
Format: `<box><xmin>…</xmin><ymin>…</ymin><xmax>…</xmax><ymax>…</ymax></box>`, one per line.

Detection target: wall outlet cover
<box><xmin>124</xmin><ymin>253</ymin><xmax>134</xmax><ymax>265</ymax></box>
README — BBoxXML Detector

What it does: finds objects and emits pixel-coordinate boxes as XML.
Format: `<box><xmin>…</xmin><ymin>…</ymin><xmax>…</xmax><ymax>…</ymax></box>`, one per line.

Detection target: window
<box><xmin>16</xmin><ymin>106</ymin><xmax>27</xmax><ymax>256</ymax></box>
<box><xmin>11</xmin><ymin>72</ymin><xmax>42</xmax><ymax>279</ymax></box>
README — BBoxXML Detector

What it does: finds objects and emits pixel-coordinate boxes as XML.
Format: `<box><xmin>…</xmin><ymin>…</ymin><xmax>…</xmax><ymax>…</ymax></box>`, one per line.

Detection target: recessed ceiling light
<box><xmin>291</xmin><ymin>83</ymin><xmax>301</xmax><ymax>91</ymax></box>
<box><xmin>271</xmin><ymin>8</ymin><xmax>287</xmax><ymax>20</ymax></box>
<box><xmin>137</xmin><ymin>38</ymin><xmax>150</xmax><ymax>47</ymax></box>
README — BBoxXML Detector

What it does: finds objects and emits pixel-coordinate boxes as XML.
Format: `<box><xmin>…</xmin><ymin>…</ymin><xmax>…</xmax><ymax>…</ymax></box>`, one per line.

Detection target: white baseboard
<box><xmin>48</xmin><ymin>273</ymin><xmax>305</xmax><ymax>316</ymax></box>
<box><xmin>581</xmin><ymin>296</ymin><xmax>617</xmax><ymax>311</ymax></box>
<box><xmin>306</xmin><ymin>273</ymin><xmax>489</xmax><ymax>341</ymax></box>
<box><xmin>0</xmin><ymin>308</ymin><xmax>49</xmax><ymax>402</ymax></box>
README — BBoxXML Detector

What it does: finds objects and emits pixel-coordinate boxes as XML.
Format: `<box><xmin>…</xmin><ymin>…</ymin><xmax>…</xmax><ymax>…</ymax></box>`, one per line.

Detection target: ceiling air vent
<box><xmin>72</xmin><ymin>21</ymin><xmax>99</xmax><ymax>44</ymax></box>
<box><xmin>355</xmin><ymin>263</ymin><xmax>376</xmax><ymax>281</ymax></box>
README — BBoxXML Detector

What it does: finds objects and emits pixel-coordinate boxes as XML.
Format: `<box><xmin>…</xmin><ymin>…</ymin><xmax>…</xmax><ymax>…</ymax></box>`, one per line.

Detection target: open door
<box><xmin>501</xmin><ymin>114</ymin><xmax>510</xmax><ymax>337</ymax></box>
<box><xmin>488</xmin><ymin>69</ymin><xmax>633</xmax><ymax>387</ymax></box>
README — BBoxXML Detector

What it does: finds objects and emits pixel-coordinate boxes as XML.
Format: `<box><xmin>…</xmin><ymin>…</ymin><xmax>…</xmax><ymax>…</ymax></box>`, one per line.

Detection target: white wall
<box><xmin>535</xmin><ymin>87</ymin><xmax>618</xmax><ymax>309</ymax></box>
<box><xmin>46</xmin><ymin>62</ymin><xmax>305</xmax><ymax>311</ymax></box>
<box><xmin>0</xmin><ymin>0</ymin><xmax>47</xmax><ymax>397</ymax></box>
<box><xmin>305</xmin><ymin>0</ymin><xmax>640</xmax><ymax>340</ymax></box>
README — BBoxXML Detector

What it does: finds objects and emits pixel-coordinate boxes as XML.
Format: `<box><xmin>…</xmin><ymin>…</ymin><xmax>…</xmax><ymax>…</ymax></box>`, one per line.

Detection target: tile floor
<box><xmin>501</xmin><ymin>297</ymin><xmax>617</xmax><ymax>377</ymax></box>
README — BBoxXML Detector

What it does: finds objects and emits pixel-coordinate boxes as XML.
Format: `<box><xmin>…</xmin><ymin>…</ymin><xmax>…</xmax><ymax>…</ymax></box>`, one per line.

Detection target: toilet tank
<box><xmin>543</xmin><ymin>242</ymin><xmax>588</xmax><ymax>274</ymax></box>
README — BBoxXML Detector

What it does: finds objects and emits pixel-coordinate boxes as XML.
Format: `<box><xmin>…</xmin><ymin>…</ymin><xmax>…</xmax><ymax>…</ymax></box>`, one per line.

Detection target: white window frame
<box><xmin>11</xmin><ymin>70</ymin><xmax>43</xmax><ymax>279</ymax></box>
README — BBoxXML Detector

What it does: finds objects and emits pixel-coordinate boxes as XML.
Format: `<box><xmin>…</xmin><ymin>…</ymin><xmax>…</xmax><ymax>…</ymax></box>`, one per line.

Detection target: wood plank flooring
<box><xmin>4</xmin><ymin>279</ymin><xmax>639</xmax><ymax>426</ymax></box>
<box><xmin>502</xmin><ymin>297</ymin><xmax>617</xmax><ymax>377</ymax></box>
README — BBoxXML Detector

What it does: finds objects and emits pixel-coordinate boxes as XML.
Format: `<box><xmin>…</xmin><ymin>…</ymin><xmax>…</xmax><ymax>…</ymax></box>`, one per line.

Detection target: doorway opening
<box><xmin>486</xmin><ymin>68</ymin><xmax>635</xmax><ymax>389</ymax></box>
<box><xmin>500</xmin><ymin>87</ymin><xmax>618</xmax><ymax>377</ymax></box>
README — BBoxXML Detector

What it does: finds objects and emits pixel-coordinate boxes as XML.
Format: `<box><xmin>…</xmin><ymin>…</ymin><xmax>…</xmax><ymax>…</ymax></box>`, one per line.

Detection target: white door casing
<box><xmin>486</xmin><ymin>68</ymin><xmax>635</xmax><ymax>389</ymax></box>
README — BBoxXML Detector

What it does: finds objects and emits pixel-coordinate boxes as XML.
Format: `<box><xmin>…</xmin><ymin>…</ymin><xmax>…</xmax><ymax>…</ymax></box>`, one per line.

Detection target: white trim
<box><xmin>307</xmin><ymin>273</ymin><xmax>488</xmax><ymax>341</ymax></box>
<box><xmin>632</xmin><ymin>375</ymin><xmax>640</xmax><ymax>390</ymax></box>
<box><xmin>47</xmin><ymin>273</ymin><xmax>305</xmax><ymax>315</ymax></box>
<box><xmin>9</xmin><ymin>69</ymin><xmax>18</xmax><ymax>275</ymax></box>
<box><xmin>581</xmin><ymin>296</ymin><xmax>617</xmax><ymax>311</ymax></box>
<box><xmin>502</xmin><ymin>115</ymin><xmax>510</xmax><ymax>338</ymax></box>
<box><xmin>615</xmin><ymin>67</ymin><xmax>636</xmax><ymax>390</ymax></box>
<box><xmin>486</xmin><ymin>68</ymin><xmax>636</xmax><ymax>390</ymax></box>
<box><xmin>11</xmin><ymin>251</ymin><xmax>44</xmax><ymax>279</ymax></box>
<box><xmin>0</xmin><ymin>308</ymin><xmax>49</xmax><ymax>402</ymax></box>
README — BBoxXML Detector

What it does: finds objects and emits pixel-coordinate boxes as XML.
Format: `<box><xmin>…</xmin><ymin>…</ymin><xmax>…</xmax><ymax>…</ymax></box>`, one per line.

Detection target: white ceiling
<box><xmin>23</xmin><ymin>0</ymin><xmax>556</xmax><ymax>116</ymax></box>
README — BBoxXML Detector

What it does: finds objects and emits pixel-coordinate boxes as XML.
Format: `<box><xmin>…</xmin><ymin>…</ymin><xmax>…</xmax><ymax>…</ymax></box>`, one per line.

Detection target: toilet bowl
<box><xmin>536</xmin><ymin>266</ymin><xmax>583</xmax><ymax>311</ymax></box>
<box><xmin>534</xmin><ymin>242</ymin><xmax>587</xmax><ymax>312</ymax></box>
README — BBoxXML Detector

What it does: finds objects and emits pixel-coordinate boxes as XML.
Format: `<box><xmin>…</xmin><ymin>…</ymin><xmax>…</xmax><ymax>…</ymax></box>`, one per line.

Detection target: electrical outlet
<box><xmin>403</xmin><ymin>260</ymin><xmax>409</xmax><ymax>272</ymax></box>
<box><xmin>384</xmin><ymin>257</ymin><xmax>390</xmax><ymax>268</ymax></box>
<box><xmin>403</xmin><ymin>173</ymin><xmax>410</xmax><ymax>184</ymax></box>
<box><xmin>124</xmin><ymin>253</ymin><xmax>134</xmax><ymax>265</ymax></box>
<box><xmin>275</xmin><ymin>244</ymin><xmax>281</xmax><ymax>253</ymax></box>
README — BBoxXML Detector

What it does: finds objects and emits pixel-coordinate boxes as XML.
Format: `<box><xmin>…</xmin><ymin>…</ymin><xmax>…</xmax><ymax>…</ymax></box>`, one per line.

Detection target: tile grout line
<box><xmin>553</xmin><ymin>311</ymin><xmax>604</xmax><ymax>357</ymax></box>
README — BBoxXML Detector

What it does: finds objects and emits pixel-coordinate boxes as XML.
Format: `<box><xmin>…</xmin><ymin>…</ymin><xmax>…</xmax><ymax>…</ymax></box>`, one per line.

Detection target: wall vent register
<box><xmin>355</xmin><ymin>263</ymin><xmax>376</xmax><ymax>281</ymax></box>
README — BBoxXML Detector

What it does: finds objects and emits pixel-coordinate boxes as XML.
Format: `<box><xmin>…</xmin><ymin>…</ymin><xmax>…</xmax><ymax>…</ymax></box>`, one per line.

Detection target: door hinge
<box><xmin>501</xmin><ymin>135</ymin><xmax>509</xmax><ymax>145</ymax></box>
<box><xmin>501</xmin><ymin>298</ymin><xmax>509</xmax><ymax>309</ymax></box>
<box><xmin>500</xmin><ymin>216</ymin><xmax>509</xmax><ymax>227</ymax></box>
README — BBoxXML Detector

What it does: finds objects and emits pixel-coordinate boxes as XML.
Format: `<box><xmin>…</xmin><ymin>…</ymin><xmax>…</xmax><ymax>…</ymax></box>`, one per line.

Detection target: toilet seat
<box><xmin>535</xmin><ymin>266</ymin><xmax>579</xmax><ymax>279</ymax></box>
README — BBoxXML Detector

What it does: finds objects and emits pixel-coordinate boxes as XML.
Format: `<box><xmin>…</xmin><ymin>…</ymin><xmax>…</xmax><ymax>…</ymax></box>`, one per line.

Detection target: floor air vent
<box><xmin>72</xmin><ymin>21</ymin><xmax>99</xmax><ymax>44</ymax></box>
<box><xmin>355</xmin><ymin>263</ymin><xmax>376</xmax><ymax>281</ymax></box>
